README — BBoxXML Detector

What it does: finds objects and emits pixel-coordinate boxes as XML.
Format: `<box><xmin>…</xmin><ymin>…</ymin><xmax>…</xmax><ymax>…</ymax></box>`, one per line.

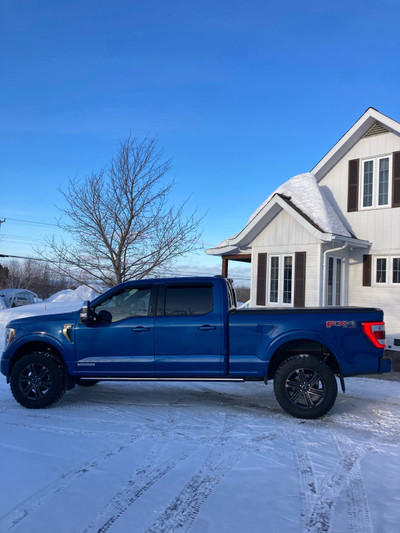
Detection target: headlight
<box><xmin>5</xmin><ymin>328</ymin><xmax>15</xmax><ymax>345</ymax></box>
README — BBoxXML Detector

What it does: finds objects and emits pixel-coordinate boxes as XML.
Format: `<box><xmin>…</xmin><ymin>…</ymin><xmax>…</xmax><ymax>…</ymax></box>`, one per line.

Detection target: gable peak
<box><xmin>363</xmin><ymin>121</ymin><xmax>390</xmax><ymax>138</ymax></box>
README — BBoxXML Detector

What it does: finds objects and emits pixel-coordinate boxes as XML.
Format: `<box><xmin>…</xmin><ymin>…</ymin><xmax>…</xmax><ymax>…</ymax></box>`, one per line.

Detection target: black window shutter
<box><xmin>294</xmin><ymin>252</ymin><xmax>306</xmax><ymax>307</ymax></box>
<box><xmin>348</xmin><ymin>159</ymin><xmax>359</xmax><ymax>212</ymax></box>
<box><xmin>256</xmin><ymin>253</ymin><xmax>267</xmax><ymax>305</ymax></box>
<box><xmin>392</xmin><ymin>151</ymin><xmax>400</xmax><ymax>208</ymax></box>
<box><xmin>363</xmin><ymin>254</ymin><xmax>372</xmax><ymax>287</ymax></box>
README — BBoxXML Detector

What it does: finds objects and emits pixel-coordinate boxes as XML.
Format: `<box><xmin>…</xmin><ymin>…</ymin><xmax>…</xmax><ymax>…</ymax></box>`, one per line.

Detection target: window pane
<box><xmin>376</xmin><ymin>258</ymin><xmax>387</xmax><ymax>283</ymax></box>
<box><xmin>165</xmin><ymin>286</ymin><xmax>213</xmax><ymax>316</ymax></box>
<box><xmin>378</xmin><ymin>158</ymin><xmax>389</xmax><ymax>205</ymax></box>
<box><xmin>283</xmin><ymin>256</ymin><xmax>292</xmax><ymax>304</ymax></box>
<box><xmin>393</xmin><ymin>258</ymin><xmax>400</xmax><ymax>284</ymax></box>
<box><xmin>270</xmin><ymin>257</ymin><xmax>279</xmax><ymax>303</ymax></box>
<box><xmin>96</xmin><ymin>288</ymin><xmax>151</xmax><ymax>322</ymax></box>
<box><xmin>363</xmin><ymin>161</ymin><xmax>373</xmax><ymax>207</ymax></box>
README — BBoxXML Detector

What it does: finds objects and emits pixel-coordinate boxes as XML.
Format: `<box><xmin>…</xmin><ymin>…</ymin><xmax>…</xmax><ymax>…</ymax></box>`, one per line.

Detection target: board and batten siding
<box><xmin>348</xmin><ymin>250</ymin><xmax>399</xmax><ymax>334</ymax></box>
<box><xmin>319</xmin><ymin>130</ymin><xmax>400</xmax><ymax>336</ymax></box>
<box><xmin>250</xmin><ymin>209</ymin><xmax>321</xmax><ymax>307</ymax></box>
<box><xmin>319</xmin><ymin>131</ymin><xmax>400</xmax><ymax>250</ymax></box>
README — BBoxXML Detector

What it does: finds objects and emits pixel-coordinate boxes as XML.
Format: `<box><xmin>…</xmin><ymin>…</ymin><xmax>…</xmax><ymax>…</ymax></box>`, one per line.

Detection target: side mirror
<box><xmin>97</xmin><ymin>310</ymin><xmax>112</xmax><ymax>323</ymax></box>
<box><xmin>80</xmin><ymin>301</ymin><xmax>91</xmax><ymax>324</ymax></box>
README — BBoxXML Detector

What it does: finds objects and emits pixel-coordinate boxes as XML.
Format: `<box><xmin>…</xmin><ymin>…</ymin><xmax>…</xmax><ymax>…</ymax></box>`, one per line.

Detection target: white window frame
<box><xmin>373</xmin><ymin>256</ymin><xmax>400</xmax><ymax>285</ymax></box>
<box><xmin>268</xmin><ymin>254</ymin><xmax>294</xmax><ymax>306</ymax></box>
<box><xmin>374</xmin><ymin>257</ymin><xmax>387</xmax><ymax>284</ymax></box>
<box><xmin>360</xmin><ymin>154</ymin><xmax>392</xmax><ymax>210</ymax></box>
<box><xmin>392</xmin><ymin>257</ymin><xmax>400</xmax><ymax>284</ymax></box>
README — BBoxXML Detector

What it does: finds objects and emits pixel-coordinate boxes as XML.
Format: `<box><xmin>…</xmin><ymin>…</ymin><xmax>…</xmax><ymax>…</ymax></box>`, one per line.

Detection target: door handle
<box><xmin>198</xmin><ymin>325</ymin><xmax>216</xmax><ymax>331</ymax></box>
<box><xmin>132</xmin><ymin>326</ymin><xmax>150</xmax><ymax>333</ymax></box>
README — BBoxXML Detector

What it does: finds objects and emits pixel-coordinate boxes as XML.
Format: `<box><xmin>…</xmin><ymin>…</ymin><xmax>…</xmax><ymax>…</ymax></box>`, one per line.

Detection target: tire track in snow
<box><xmin>144</xmin><ymin>420</ymin><xmax>276</xmax><ymax>533</ymax></box>
<box><xmin>285</xmin><ymin>430</ymin><xmax>317</xmax><ymax>529</ymax></box>
<box><xmin>144</xmin><ymin>447</ymin><xmax>242</xmax><ymax>533</ymax></box>
<box><xmin>287</xmin><ymin>427</ymin><xmax>373</xmax><ymax>533</ymax></box>
<box><xmin>305</xmin><ymin>442</ymin><xmax>371</xmax><ymax>533</ymax></box>
<box><xmin>81</xmin><ymin>412</ymin><xmax>236</xmax><ymax>532</ymax></box>
<box><xmin>82</xmin><ymin>448</ymin><xmax>192</xmax><ymax>533</ymax></box>
<box><xmin>0</xmin><ymin>417</ymin><xmax>139</xmax><ymax>439</ymax></box>
<box><xmin>334</xmin><ymin>435</ymin><xmax>373</xmax><ymax>533</ymax></box>
<box><xmin>0</xmin><ymin>436</ymin><xmax>143</xmax><ymax>531</ymax></box>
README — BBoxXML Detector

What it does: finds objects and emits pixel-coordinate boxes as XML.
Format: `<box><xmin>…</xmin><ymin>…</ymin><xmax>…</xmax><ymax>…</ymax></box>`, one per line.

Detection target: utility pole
<box><xmin>0</xmin><ymin>218</ymin><xmax>5</xmax><ymax>249</ymax></box>
<box><xmin>0</xmin><ymin>218</ymin><xmax>5</xmax><ymax>245</ymax></box>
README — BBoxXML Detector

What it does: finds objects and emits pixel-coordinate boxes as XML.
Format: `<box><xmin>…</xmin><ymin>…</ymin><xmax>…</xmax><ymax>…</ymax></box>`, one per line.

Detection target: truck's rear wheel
<box><xmin>273</xmin><ymin>355</ymin><xmax>337</xmax><ymax>419</ymax></box>
<box><xmin>10</xmin><ymin>353</ymin><xmax>66</xmax><ymax>409</ymax></box>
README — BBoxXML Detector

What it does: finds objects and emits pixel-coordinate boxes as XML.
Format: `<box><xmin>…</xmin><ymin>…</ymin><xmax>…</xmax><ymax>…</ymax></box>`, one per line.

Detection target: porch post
<box><xmin>222</xmin><ymin>257</ymin><xmax>228</xmax><ymax>277</ymax></box>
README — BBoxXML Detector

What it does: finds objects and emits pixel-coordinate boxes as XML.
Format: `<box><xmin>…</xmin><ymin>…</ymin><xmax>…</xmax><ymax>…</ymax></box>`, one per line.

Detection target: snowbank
<box><xmin>46</xmin><ymin>285</ymin><xmax>102</xmax><ymax>303</ymax></box>
<box><xmin>0</xmin><ymin>285</ymin><xmax>104</xmax><ymax>354</ymax></box>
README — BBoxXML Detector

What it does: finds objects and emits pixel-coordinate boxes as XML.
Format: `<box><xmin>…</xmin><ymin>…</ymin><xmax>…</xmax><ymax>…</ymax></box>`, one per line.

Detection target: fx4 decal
<box><xmin>326</xmin><ymin>320</ymin><xmax>356</xmax><ymax>328</ymax></box>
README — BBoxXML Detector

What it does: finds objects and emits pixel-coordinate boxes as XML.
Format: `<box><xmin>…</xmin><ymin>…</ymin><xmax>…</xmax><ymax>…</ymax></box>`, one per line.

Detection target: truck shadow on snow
<box><xmin>61</xmin><ymin>381</ymin><xmax>285</xmax><ymax>415</ymax></box>
<box><xmin>57</xmin><ymin>378</ymin><xmax>397</xmax><ymax>427</ymax></box>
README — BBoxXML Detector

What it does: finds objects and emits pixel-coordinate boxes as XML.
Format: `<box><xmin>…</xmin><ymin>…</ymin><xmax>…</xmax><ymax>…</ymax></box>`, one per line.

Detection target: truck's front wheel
<box><xmin>10</xmin><ymin>353</ymin><xmax>66</xmax><ymax>409</ymax></box>
<box><xmin>273</xmin><ymin>355</ymin><xmax>337</xmax><ymax>419</ymax></box>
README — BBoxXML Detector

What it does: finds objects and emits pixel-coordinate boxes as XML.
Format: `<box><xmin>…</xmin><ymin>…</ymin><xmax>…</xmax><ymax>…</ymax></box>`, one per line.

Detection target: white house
<box><xmin>206</xmin><ymin>108</ymin><xmax>400</xmax><ymax>349</ymax></box>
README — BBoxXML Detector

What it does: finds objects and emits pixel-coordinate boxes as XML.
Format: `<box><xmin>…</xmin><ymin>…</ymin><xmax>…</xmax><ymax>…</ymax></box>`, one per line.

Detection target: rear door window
<box><xmin>164</xmin><ymin>286</ymin><xmax>213</xmax><ymax>316</ymax></box>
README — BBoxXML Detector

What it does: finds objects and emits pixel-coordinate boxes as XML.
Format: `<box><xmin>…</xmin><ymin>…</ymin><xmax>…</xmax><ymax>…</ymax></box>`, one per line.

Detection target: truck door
<box><xmin>74</xmin><ymin>285</ymin><xmax>156</xmax><ymax>376</ymax></box>
<box><xmin>154</xmin><ymin>283</ymin><xmax>224</xmax><ymax>376</ymax></box>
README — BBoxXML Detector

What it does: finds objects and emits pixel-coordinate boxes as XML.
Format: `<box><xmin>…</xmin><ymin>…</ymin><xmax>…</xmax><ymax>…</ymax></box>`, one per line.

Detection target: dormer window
<box><xmin>361</xmin><ymin>155</ymin><xmax>391</xmax><ymax>209</ymax></box>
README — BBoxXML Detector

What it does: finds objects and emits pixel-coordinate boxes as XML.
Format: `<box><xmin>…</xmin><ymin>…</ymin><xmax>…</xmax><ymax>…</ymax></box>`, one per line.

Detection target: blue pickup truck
<box><xmin>1</xmin><ymin>276</ymin><xmax>390</xmax><ymax>418</ymax></box>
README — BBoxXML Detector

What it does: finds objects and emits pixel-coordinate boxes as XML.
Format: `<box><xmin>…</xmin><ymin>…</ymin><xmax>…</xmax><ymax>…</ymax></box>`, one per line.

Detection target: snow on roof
<box><xmin>249</xmin><ymin>173</ymin><xmax>352</xmax><ymax>237</ymax></box>
<box><xmin>207</xmin><ymin>173</ymin><xmax>352</xmax><ymax>255</ymax></box>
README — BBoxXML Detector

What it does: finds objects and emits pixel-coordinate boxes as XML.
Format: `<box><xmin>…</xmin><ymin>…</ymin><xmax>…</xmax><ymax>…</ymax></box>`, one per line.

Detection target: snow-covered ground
<box><xmin>1</xmin><ymin>290</ymin><xmax>400</xmax><ymax>532</ymax></box>
<box><xmin>0</xmin><ymin>376</ymin><xmax>399</xmax><ymax>533</ymax></box>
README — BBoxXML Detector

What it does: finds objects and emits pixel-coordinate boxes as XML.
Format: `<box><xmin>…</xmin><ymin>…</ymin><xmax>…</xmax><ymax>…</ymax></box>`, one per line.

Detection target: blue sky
<box><xmin>1</xmin><ymin>0</ymin><xmax>400</xmax><ymax>283</ymax></box>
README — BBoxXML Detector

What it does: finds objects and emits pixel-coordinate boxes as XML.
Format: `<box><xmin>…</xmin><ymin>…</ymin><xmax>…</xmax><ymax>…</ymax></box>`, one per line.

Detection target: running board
<box><xmin>78</xmin><ymin>377</ymin><xmax>245</xmax><ymax>382</ymax></box>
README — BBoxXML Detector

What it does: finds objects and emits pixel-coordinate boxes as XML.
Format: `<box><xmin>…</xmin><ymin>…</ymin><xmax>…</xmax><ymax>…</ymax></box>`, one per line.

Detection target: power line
<box><xmin>3</xmin><ymin>217</ymin><xmax>58</xmax><ymax>228</ymax></box>
<box><xmin>0</xmin><ymin>253</ymin><xmax>49</xmax><ymax>262</ymax></box>
<box><xmin>1</xmin><ymin>234</ymin><xmax>46</xmax><ymax>244</ymax></box>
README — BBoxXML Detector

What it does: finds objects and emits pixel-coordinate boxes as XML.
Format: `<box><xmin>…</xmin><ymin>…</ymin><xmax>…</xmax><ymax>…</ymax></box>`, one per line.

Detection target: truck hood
<box><xmin>7</xmin><ymin>310</ymin><xmax>80</xmax><ymax>329</ymax></box>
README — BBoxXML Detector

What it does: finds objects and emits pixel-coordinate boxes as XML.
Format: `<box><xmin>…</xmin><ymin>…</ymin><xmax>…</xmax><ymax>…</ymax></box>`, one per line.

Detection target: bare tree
<box><xmin>40</xmin><ymin>135</ymin><xmax>202</xmax><ymax>287</ymax></box>
<box><xmin>1</xmin><ymin>259</ymin><xmax>75</xmax><ymax>298</ymax></box>
<box><xmin>235</xmin><ymin>285</ymin><xmax>250</xmax><ymax>303</ymax></box>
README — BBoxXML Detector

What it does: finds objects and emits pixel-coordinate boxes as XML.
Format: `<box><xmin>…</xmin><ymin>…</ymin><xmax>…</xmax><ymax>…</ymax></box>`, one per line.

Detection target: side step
<box><xmin>78</xmin><ymin>377</ymin><xmax>245</xmax><ymax>382</ymax></box>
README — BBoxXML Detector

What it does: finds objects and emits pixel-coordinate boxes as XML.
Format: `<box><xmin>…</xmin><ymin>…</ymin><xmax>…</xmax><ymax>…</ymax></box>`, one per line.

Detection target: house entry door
<box><xmin>327</xmin><ymin>257</ymin><xmax>342</xmax><ymax>306</ymax></box>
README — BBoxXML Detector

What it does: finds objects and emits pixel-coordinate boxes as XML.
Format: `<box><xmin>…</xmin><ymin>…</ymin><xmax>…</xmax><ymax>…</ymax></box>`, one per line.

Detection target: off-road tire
<box><xmin>10</xmin><ymin>352</ymin><xmax>66</xmax><ymax>409</ymax></box>
<box><xmin>273</xmin><ymin>355</ymin><xmax>338</xmax><ymax>419</ymax></box>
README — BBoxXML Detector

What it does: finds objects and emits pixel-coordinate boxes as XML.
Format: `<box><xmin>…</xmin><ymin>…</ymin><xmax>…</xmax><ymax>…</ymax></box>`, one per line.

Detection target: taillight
<box><xmin>362</xmin><ymin>322</ymin><xmax>386</xmax><ymax>348</ymax></box>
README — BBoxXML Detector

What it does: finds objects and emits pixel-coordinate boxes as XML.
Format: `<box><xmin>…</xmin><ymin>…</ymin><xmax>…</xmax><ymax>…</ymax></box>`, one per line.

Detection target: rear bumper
<box><xmin>379</xmin><ymin>356</ymin><xmax>392</xmax><ymax>373</ymax></box>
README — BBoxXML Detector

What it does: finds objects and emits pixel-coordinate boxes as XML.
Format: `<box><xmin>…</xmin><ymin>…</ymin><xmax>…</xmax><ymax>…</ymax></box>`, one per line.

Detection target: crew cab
<box><xmin>1</xmin><ymin>277</ymin><xmax>390</xmax><ymax>418</ymax></box>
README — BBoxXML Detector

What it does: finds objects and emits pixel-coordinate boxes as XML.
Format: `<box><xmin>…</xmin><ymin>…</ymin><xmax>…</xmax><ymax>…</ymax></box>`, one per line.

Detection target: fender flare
<box><xmin>11</xmin><ymin>332</ymin><xmax>65</xmax><ymax>359</ymax></box>
<box><xmin>264</xmin><ymin>329</ymin><xmax>344</xmax><ymax>369</ymax></box>
<box><xmin>8</xmin><ymin>333</ymin><xmax>69</xmax><ymax>371</ymax></box>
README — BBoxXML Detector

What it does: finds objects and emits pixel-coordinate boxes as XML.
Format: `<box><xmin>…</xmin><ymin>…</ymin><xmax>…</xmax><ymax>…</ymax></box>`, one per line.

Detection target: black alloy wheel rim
<box><xmin>285</xmin><ymin>368</ymin><xmax>325</xmax><ymax>409</ymax></box>
<box><xmin>19</xmin><ymin>363</ymin><xmax>52</xmax><ymax>400</ymax></box>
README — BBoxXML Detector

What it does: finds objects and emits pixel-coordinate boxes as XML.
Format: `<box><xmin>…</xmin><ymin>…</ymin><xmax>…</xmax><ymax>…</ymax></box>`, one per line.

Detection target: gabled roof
<box><xmin>206</xmin><ymin>173</ymin><xmax>370</xmax><ymax>256</ymax></box>
<box><xmin>311</xmin><ymin>107</ymin><xmax>400</xmax><ymax>180</ymax></box>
